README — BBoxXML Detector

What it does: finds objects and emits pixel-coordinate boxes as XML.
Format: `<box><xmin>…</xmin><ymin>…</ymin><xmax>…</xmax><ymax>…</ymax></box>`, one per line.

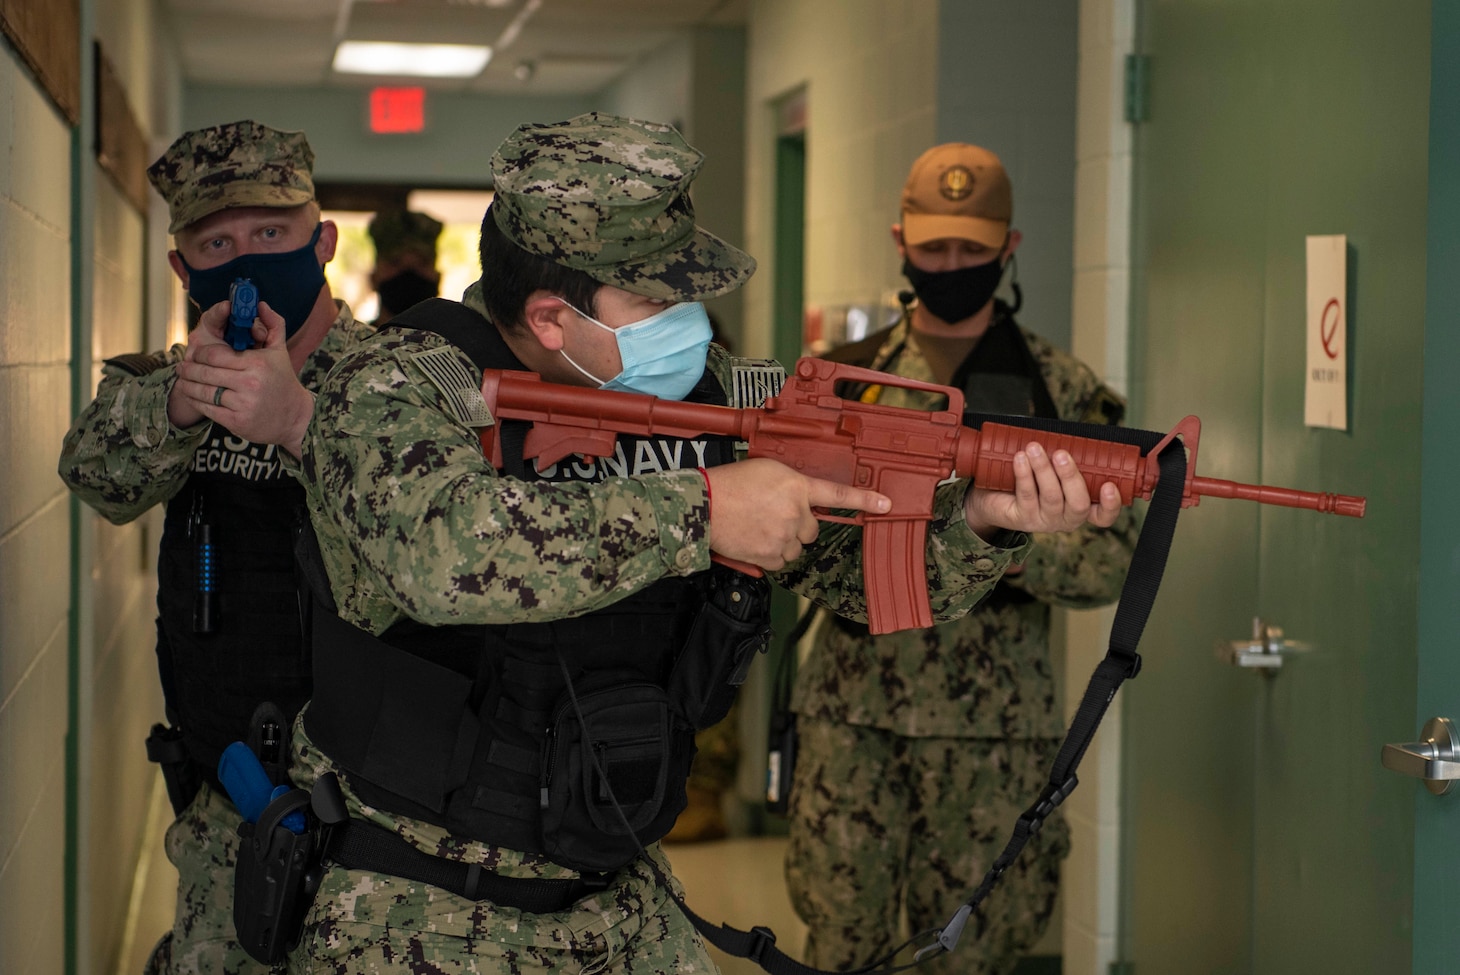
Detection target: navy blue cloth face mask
<box><xmin>181</xmin><ymin>223</ymin><xmax>326</xmax><ymax>339</ymax></box>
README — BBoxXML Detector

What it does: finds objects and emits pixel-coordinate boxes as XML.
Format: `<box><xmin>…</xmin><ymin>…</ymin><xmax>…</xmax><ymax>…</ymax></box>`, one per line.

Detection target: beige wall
<box><xmin>0</xmin><ymin>38</ymin><xmax>79</xmax><ymax>974</ymax></box>
<box><xmin>1</xmin><ymin>0</ymin><xmax>179</xmax><ymax>972</ymax></box>
<box><xmin>604</xmin><ymin>26</ymin><xmax>749</xmax><ymax>348</ymax></box>
<box><xmin>742</xmin><ymin>0</ymin><xmax>941</xmax><ymax>359</ymax></box>
<box><xmin>1059</xmin><ymin>1</ymin><xmax>1134</xmax><ymax>973</ymax></box>
<box><xmin>85</xmin><ymin>137</ymin><xmax>165</xmax><ymax>975</ymax></box>
<box><xmin>0</xmin><ymin>38</ymin><xmax>81</xmax><ymax>975</ymax></box>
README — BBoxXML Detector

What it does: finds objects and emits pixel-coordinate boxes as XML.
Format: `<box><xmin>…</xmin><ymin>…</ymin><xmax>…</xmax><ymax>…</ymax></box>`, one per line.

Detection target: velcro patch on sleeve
<box><xmin>411</xmin><ymin>347</ymin><xmax>493</xmax><ymax>428</ymax></box>
<box><xmin>103</xmin><ymin>351</ymin><xmax>170</xmax><ymax>377</ymax></box>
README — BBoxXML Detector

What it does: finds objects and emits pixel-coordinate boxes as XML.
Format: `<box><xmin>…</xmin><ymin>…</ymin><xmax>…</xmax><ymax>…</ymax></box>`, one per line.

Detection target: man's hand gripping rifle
<box><xmin>478</xmin><ymin>358</ymin><xmax>1366</xmax><ymax>636</ymax></box>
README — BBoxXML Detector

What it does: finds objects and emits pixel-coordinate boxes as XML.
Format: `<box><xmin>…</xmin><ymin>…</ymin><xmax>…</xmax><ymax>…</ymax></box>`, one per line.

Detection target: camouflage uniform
<box><xmin>786</xmin><ymin>313</ymin><xmax>1141</xmax><ymax>975</ymax></box>
<box><xmin>60</xmin><ymin>301</ymin><xmax>368</xmax><ymax>521</ymax></box>
<box><xmin>61</xmin><ymin>301</ymin><xmax>371</xmax><ymax>975</ymax></box>
<box><xmin>57</xmin><ymin>120</ymin><xmax>370</xmax><ymax>975</ymax></box>
<box><xmin>368</xmin><ymin>209</ymin><xmax>444</xmax><ymax>324</ymax></box>
<box><xmin>369</xmin><ymin>209</ymin><xmax>443</xmax><ymax>264</ymax></box>
<box><xmin>285</xmin><ymin>115</ymin><xmax>1029</xmax><ymax>975</ymax></box>
<box><xmin>143</xmin><ymin>785</ymin><xmax>251</xmax><ymax>975</ymax></box>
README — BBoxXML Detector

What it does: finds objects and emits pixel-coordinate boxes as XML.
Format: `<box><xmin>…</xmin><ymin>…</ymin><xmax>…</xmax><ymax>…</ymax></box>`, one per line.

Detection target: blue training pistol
<box><xmin>218</xmin><ymin>740</ymin><xmax>305</xmax><ymax>833</ymax></box>
<box><xmin>225</xmin><ymin>278</ymin><xmax>259</xmax><ymax>351</ymax></box>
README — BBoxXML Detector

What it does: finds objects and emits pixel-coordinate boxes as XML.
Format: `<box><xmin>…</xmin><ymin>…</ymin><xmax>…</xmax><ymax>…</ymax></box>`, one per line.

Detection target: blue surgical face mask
<box><xmin>180</xmin><ymin>223</ymin><xmax>327</xmax><ymax>338</ymax></box>
<box><xmin>557</xmin><ymin>298</ymin><xmax>712</xmax><ymax>400</ymax></box>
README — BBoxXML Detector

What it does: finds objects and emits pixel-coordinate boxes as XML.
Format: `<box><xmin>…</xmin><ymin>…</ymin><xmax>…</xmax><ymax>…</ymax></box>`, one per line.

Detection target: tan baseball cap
<box><xmin>147</xmin><ymin>120</ymin><xmax>316</xmax><ymax>233</ymax></box>
<box><xmin>900</xmin><ymin>143</ymin><xmax>1012</xmax><ymax>248</ymax></box>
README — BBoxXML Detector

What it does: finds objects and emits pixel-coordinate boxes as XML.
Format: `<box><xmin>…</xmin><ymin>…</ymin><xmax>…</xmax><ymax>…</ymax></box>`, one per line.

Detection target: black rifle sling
<box><xmin>667</xmin><ymin>412</ymin><xmax>1189</xmax><ymax>975</ymax></box>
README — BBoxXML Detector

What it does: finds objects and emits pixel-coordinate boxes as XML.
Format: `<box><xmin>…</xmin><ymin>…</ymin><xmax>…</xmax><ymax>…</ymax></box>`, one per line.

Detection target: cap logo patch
<box><xmin>940</xmin><ymin>165</ymin><xmax>974</xmax><ymax>201</ymax></box>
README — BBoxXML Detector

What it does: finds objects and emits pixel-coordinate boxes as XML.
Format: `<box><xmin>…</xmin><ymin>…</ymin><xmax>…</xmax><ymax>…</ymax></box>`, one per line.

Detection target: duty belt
<box><xmin>326</xmin><ymin>818</ymin><xmax>611</xmax><ymax>913</ymax></box>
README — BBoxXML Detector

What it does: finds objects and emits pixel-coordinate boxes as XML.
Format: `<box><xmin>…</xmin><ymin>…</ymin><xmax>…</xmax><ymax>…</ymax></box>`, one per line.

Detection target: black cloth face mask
<box><xmin>181</xmin><ymin>223</ymin><xmax>326</xmax><ymax>338</ymax></box>
<box><xmin>375</xmin><ymin>269</ymin><xmax>440</xmax><ymax>318</ymax></box>
<box><xmin>901</xmin><ymin>254</ymin><xmax>1008</xmax><ymax>325</ymax></box>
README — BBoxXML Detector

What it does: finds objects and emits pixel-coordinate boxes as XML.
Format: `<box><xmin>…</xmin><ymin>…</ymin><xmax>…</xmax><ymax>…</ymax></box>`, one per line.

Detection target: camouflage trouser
<box><xmin>784</xmin><ymin>719</ymin><xmax>1071</xmax><ymax>975</ymax></box>
<box><xmin>144</xmin><ymin>781</ymin><xmax>274</xmax><ymax>975</ymax></box>
<box><xmin>285</xmin><ymin>843</ymin><xmax>717</xmax><ymax>974</ymax></box>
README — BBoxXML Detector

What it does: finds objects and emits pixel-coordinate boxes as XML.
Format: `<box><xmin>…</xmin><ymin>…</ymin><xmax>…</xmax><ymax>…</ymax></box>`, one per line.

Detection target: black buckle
<box><xmin>746</xmin><ymin>925</ymin><xmax>777</xmax><ymax>965</ymax></box>
<box><xmin>578</xmin><ymin>870</ymin><xmax>612</xmax><ymax>893</ymax></box>
<box><xmin>1120</xmin><ymin>651</ymin><xmax>1143</xmax><ymax>679</ymax></box>
<box><xmin>462</xmin><ymin>863</ymin><xmax>485</xmax><ymax>900</ymax></box>
<box><xmin>1031</xmin><ymin>776</ymin><xmax>1079</xmax><ymax>823</ymax></box>
<box><xmin>145</xmin><ymin>723</ymin><xmax>188</xmax><ymax>764</ymax></box>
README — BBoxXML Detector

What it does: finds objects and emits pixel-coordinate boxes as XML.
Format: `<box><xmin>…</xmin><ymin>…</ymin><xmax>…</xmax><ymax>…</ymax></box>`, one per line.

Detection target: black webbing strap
<box><xmin>667</xmin><ymin>413</ymin><xmax>1189</xmax><ymax>975</ymax></box>
<box><xmin>327</xmin><ymin>818</ymin><xmax>609</xmax><ymax>913</ymax></box>
<box><xmin>918</xmin><ymin>413</ymin><xmax>1186</xmax><ymax>962</ymax></box>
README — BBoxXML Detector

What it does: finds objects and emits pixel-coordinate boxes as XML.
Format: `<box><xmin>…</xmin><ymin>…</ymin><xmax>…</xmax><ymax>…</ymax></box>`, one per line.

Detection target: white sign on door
<box><xmin>1305</xmin><ymin>235</ymin><xmax>1348</xmax><ymax>430</ymax></box>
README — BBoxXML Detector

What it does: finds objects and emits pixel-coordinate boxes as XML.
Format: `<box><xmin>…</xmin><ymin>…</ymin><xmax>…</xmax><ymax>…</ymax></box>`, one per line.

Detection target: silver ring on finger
<box><xmin>213</xmin><ymin>385</ymin><xmax>225</xmax><ymax>407</ymax></box>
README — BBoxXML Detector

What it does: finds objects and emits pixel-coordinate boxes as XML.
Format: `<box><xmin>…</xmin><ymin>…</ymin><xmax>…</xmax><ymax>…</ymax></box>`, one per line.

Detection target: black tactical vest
<box><xmin>155</xmin><ymin>425</ymin><xmax>311</xmax><ymax>794</ymax></box>
<box><xmin>305</xmin><ymin>300</ymin><xmax>768</xmax><ymax>871</ymax></box>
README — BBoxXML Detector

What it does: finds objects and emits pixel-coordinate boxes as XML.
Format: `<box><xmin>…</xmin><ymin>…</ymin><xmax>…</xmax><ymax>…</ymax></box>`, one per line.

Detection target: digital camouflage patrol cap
<box><xmin>489</xmin><ymin>113</ymin><xmax>756</xmax><ymax>302</ymax></box>
<box><xmin>147</xmin><ymin>120</ymin><xmax>316</xmax><ymax>234</ymax></box>
<box><xmin>369</xmin><ymin>209</ymin><xmax>443</xmax><ymax>263</ymax></box>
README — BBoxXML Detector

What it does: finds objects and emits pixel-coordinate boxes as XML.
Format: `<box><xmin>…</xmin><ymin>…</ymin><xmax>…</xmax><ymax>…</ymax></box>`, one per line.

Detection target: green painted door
<box><xmin>1121</xmin><ymin>2</ymin><xmax>1452</xmax><ymax>972</ymax></box>
<box><xmin>1413</xmin><ymin>6</ymin><xmax>1460</xmax><ymax>969</ymax></box>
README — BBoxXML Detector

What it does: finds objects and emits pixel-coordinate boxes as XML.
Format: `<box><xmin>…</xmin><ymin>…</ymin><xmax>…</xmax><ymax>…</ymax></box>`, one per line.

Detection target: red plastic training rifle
<box><xmin>478</xmin><ymin>358</ymin><xmax>1366</xmax><ymax>635</ymax></box>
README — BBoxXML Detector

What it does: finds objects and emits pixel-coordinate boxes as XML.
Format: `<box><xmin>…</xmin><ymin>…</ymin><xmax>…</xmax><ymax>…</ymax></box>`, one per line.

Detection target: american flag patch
<box><xmin>411</xmin><ymin>347</ymin><xmax>493</xmax><ymax>428</ymax></box>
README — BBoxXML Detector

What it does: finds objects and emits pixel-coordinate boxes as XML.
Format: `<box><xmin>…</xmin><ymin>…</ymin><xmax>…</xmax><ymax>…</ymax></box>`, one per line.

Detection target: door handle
<box><xmin>1381</xmin><ymin>717</ymin><xmax>1460</xmax><ymax>796</ymax></box>
<box><xmin>1217</xmin><ymin>617</ymin><xmax>1312</xmax><ymax>672</ymax></box>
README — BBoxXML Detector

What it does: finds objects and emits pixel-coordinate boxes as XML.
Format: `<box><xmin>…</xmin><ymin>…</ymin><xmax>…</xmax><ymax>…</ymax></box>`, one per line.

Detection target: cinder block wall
<box><xmin>85</xmin><ymin>108</ymin><xmax>165</xmax><ymax>975</ymax></box>
<box><xmin>1</xmin><ymin>0</ymin><xmax>178</xmax><ymax>970</ymax></box>
<box><xmin>1059</xmin><ymin>1</ymin><xmax>1135</xmax><ymax>972</ymax></box>
<box><xmin>0</xmin><ymin>42</ymin><xmax>81</xmax><ymax>975</ymax></box>
<box><xmin>742</xmin><ymin>0</ymin><xmax>941</xmax><ymax>361</ymax></box>
<box><xmin>936</xmin><ymin>0</ymin><xmax>1079</xmax><ymax>352</ymax></box>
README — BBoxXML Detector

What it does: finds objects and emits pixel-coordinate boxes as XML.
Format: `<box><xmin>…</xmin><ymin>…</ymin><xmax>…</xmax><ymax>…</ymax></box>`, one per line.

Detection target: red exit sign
<box><xmin>370</xmin><ymin>87</ymin><xmax>425</xmax><ymax>133</ymax></box>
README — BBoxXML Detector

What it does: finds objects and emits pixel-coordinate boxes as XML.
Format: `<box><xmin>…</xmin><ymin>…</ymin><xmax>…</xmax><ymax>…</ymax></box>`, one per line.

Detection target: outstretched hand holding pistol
<box><xmin>170</xmin><ymin>299</ymin><xmax>315</xmax><ymax>457</ymax></box>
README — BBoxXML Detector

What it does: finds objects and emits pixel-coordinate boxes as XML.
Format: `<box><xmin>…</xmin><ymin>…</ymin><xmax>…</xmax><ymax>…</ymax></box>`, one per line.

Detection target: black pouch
<box><xmin>540</xmin><ymin>683</ymin><xmax>695</xmax><ymax>872</ymax></box>
<box><xmin>233</xmin><ymin>789</ymin><xmax>320</xmax><ymax>965</ymax></box>
<box><xmin>145</xmin><ymin>722</ymin><xmax>201</xmax><ymax>818</ymax></box>
<box><xmin>668</xmin><ymin>568</ymin><xmax>772</xmax><ymax>730</ymax></box>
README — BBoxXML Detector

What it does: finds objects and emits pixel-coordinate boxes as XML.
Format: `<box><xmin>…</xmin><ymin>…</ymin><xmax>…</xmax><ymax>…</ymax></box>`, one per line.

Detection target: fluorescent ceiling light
<box><xmin>333</xmin><ymin>42</ymin><xmax>492</xmax><ymax>78</ymax></box>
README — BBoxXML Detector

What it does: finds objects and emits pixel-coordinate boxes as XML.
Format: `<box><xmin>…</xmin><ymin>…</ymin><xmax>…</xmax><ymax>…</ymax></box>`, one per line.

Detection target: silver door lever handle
<box><xmin>1381</xmin><ymin>717</ymin><xmax>1460</xmax><ymax>795</ymax></box>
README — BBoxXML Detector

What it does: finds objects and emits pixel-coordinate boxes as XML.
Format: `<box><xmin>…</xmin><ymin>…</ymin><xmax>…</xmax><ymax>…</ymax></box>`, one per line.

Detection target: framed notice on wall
<box><xmin>1305</xmin><ymin>234</ymin><xmax>1348</xmax><ymax>430</ymax></box>
<box><xmin>0</xmin><ymin>0</ymin><xmax>81</xmax><ymax>124</ymax></box>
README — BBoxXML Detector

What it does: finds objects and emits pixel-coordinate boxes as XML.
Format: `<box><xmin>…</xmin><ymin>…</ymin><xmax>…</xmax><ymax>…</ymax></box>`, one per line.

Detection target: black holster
<box><xmin>233</xmin><ymin>788</ymin><xmax>322</xmax><ymax>965</ymax></box>
<box><xmin>146</xmin><ymin>723</ymin><xmax>201</xmax><ymax>818</ymax></box>
<box><xmin>669</xmin><ymin>568</ymin><xmax>772</xmax><ymax>730</ymax></box>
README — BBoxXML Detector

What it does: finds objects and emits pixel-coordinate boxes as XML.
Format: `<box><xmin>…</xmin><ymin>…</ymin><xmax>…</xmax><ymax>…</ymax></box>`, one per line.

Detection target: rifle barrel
<box><xmin>1188</xmin><ymin>476</ymin><xmax>1367</xmax><ymax>518</ymax></box>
